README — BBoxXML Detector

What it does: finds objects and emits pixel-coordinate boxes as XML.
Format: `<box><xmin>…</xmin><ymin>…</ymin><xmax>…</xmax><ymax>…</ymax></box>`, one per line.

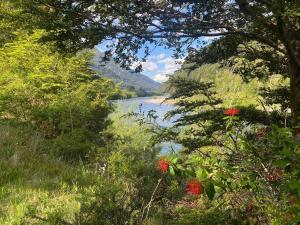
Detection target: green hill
<box><xmin>92</xmin><ymin>49</ymin><xmax>162</xmax><ymax>96</ymax></box>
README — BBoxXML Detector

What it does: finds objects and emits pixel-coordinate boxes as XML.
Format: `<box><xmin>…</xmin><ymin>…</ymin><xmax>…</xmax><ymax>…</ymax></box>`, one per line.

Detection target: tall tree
<box><xmin>6</xmin><ymin>0</ymin><xmax>300</xmax><ymax>138</ymax></box>
<box><xmin>104</xmin><ymin>0</ymin><xmax>300</xmax><ymax>138</ymax></box>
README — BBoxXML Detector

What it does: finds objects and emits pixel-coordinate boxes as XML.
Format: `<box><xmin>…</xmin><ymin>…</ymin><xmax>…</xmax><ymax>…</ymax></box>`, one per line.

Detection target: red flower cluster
<box><xmin>186</xmin><ymin>179</ymin><xmax>202</xmax><ymax>196</ymax></box>
<box><xmin>158</xmin><ymin>158</ymin><xmax>169</xmax><ymax>173</ymax></box>
<box><xmin>224</xmin><ymin>108</ymin><xmax>240</xmax><ymax>116</ymax></box>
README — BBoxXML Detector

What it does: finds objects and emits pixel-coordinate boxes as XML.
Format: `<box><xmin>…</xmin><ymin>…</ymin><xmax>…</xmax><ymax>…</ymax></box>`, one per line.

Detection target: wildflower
<box><xmin>158</xmin><ymin>158</ymin><xmax>169</xmax><ymax>173</ymax></box>
<box><xmin>224</xmin><ymin>108</ymin><xmax>240</xmax><ymax>116</ymax></box>
<box><xmin>186</xmin><ymin>179</ymin><xmax>202</xmax><ymax>196</ymax></box>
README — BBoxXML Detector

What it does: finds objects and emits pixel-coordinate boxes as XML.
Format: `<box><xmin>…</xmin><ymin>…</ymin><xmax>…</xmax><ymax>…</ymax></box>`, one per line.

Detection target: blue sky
<box><xmin>97</xmin><ymin>42</ymin><xmax>184</xmax><ymax>83</ymax></box>
<box><xmin>97</xmin><ymin>36</ymin><xmax>215</xmax><ymax>83</ymax></box>
<box><xmin>134</xmin><ymin>46</ymin><xmax>184</xmax><ymax>83</ymax></box>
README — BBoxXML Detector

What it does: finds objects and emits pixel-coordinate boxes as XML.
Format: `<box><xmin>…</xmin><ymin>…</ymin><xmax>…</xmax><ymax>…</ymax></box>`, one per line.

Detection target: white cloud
<box><xmin>152</xmin><ymin>57</ymin><xmax>183</xmax><ymax>83</ymax></box>
<box><xmin>148</xmin><ymin>53</ymin><xmax>166</xmax><ymax>60</ymax></box>
<box><xmin>141</xmin><ymin>61</ymin><xmax>158</xmax><ymax>71</ymax></box>
<box><xmin>154</xmin><ymin>73</ymin><xmax>168</xmax><ymax>82</ymax></box>
<box><xmin>158</xmin><ymin>57</ymin><xmax>172</xmax><ymax>64</ymax></box>
<box><xmin>159</xmin><ymin>58</ymin><xmax>180</xmax><ymax>70</ymax></box>
<box><xmin>131</xmin><ymin>53</ymin><xmax>184</xmax><ymax>83</ymax></box>
<box><xmin>131</xmin><ymin>60</ymin><xmax>158</xmax><ymax>72</ymax></box>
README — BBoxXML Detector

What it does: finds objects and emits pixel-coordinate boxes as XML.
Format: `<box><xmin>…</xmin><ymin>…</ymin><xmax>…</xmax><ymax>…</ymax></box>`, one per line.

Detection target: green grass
<box><xmin>0</xmin><ymin>124</ymin><xmax>85</xmax><ymax>224</ymax></box>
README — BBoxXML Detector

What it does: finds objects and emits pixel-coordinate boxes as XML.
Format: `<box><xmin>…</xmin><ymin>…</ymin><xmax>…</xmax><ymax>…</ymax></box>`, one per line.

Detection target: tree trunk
<box><xmin>289</xmin><ymin>59</ymin><xmax>300</xmax><ymax>141</ymax></box>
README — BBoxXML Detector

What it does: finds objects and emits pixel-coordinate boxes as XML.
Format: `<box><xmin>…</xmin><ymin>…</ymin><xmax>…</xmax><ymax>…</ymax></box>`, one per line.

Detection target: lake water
<box><xmin>114</xmin><ymin>96</ymin><xmax>181</xmax><ymax>153</ymax></box>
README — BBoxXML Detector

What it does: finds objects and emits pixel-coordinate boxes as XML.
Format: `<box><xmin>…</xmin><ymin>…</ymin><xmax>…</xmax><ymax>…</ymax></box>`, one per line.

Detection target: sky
<box><xmin>97</xmin><ymin>42</ymin><xmax>184</xmax><ymax>83</ymax></box>
<box><xmin>97</xmin><ymin>36</ymin><xmax>215</xmax><ymax>83</ymax></box>
<box><xmin>134</xmin><ymin>46</ymin><xmax>184</xmax><ymax>83</ymax></box>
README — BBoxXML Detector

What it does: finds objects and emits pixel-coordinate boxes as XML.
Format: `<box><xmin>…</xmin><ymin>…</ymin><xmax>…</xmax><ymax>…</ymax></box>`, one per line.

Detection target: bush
<box><xmin>0</xmin><ymin>110</ymin><xmax>163</xmax><ymax>224</ymax></box>
<box><xmin>0</xmin><ymin>31</ymin><xmax>120</xmax><ymax>161</ymax></box>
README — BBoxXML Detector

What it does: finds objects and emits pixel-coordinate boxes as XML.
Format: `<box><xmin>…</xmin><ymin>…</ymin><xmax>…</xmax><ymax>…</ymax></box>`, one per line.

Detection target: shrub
<box><xmin>0</xmin><ymin>31</ymin><xmax>120</xmax><ymax>161</ymax></box>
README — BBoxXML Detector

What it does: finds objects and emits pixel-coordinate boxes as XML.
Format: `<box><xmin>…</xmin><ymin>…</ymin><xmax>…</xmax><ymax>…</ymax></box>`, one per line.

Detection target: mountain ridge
<box><xmin>91</xmin><ymin>49</ymin><xmax>161</xmax><ymax>96</ymax></box>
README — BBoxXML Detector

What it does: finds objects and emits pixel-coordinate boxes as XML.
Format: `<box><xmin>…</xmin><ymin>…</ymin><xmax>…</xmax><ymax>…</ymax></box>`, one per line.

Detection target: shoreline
<box><xmin>143</xmin><ymin>96</ymin><xmax>175</xmax><ymax>105</ymax></box>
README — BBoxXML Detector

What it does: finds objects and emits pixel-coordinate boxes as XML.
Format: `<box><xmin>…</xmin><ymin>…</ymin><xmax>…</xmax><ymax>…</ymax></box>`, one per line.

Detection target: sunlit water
<box><xmin>113</xmin><ymin>96</ymin><xmax>181</xmax><ymax>154</ymax></box>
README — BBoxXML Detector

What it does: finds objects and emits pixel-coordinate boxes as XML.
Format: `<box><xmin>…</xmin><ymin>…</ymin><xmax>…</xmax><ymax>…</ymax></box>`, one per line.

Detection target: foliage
<box><xmin>121</xmin><ymin>63</ymin><xmax>298</xmax><ymax>224</ymax></box>
<box><xmin>0</xmin><ymin>31</ymin><xmax>122</xmax><ymax>160</ymax></box>
<box><xmin>6</xmin><ymin>1</ymin><xmax>299</xmax><ymax>71</ymax></box>
<box><xmin>0</xmin><ymin>1</ymin><xmax>299</xmax><ymax>224</ymax></box>
<box><xmin>0</xmin><ymin>110</ymin><xmax>162</xmax><ymax>225</ymax></box>
<box><xmin>2</xmin><ymin>0</ymin><xmax>300</xmax><ymax>133</ymax></box>
<box><xmin>82</xmin><ymin>111</ymin><xmax>162</xmax><ymax>224</ymax></box>
<box><xmin>0</xmin><ymin>122</ymin><xmax>82</xmax><ymax>225</ymax></box>
<box><xmin>0</xmin><ymin>0</ymin><xmax>35</xmax><ymax>46</ymax></box>
<box><xmin>160</xmin><ymin>121</ymin><xmax>299</xmax><ymax>223</ymax></box>
<box><xmin>0</xmin><ymin>31</ymin><xmax>164</xmax><ymax>224</ymax></box>
<box><xmin>161</xmin><ymin>65</ymin><xmax>287</xmax><ymax>152</ymax></box>
<box><xmin>185</xmin><ymin>38</ymin><xmax>291</xmax><ymax>115</ymax></box>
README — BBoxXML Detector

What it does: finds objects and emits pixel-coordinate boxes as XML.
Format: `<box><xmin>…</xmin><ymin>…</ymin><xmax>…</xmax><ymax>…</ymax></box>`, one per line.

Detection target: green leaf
<box><xmin>176</xmin><ymin>164</ymin><xmax>184</xmax><ymax>171</ymax></box>
<box><xmin>205</xmin><ymin>181</ymin><xmax>215</xmax><ymax>200</ymax></box>
<box><xmin>274</xmin><ymin>159</ymin><xmax>289</xmax><ymax>167</ymax></box>
<box><xmin>185</xmin><ymin>166</ymin><xmax>195</xmax><ymax>177</ymax></box>
<box><xmin>196</xmin><ymin>168</ymin><xmax>207</xmax><ymax>180</ymax></box>
<box><xmin>171</xmin><ymin>157</ymin><xmax>179</xmax><ymax>164</ymax></box>
<box><xmin>280</xmin><ymin>148</ymin><xmax>293</xmax><ymax>158</ymax></box>
<box><xmin>169</xmin><ymin>165</ymin><xmax>175</xmax><ymax>176</ymax></box>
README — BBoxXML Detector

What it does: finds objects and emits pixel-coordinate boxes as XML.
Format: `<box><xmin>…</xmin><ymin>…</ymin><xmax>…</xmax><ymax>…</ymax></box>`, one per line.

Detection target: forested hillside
<box><xmin>92</xmin><ymin>49</ymin><xmax>161</xmax><ymax>96</ymax></box>
<box><xmin>0</xmin><ymin>1</ymin><xmax>299</xmax><ymax>225</ymax></box>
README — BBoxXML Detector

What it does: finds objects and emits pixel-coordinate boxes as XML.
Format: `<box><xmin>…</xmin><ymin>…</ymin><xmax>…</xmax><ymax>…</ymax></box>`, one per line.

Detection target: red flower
<box><xmin>158</xmin><ymin>158</ymin><xmax>169</xmax><ymax>173</ymax></box>
<box><xmin>186</xmin><ymin>179</ymin><xmax>202</xmax><ymax>196</ymax></box>
<box><xmin>224</xmin><ymin>108</ymin><xmax>240</xmax><ymax>116</ymax></box>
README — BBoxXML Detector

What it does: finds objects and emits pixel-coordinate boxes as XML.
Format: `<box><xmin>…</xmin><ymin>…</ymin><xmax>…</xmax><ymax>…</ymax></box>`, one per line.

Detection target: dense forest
<box><xmin>0</xmin><ymin>1</ymin><xmax>299</xmax><ymax>225</ymax></box>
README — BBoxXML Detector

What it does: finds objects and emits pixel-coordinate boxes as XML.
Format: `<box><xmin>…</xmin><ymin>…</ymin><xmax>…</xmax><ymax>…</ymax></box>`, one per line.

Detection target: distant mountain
<box><xmin>91</xmin><ymin>49</ymin><xmax>161</xmax><ymax>96</ymax></box>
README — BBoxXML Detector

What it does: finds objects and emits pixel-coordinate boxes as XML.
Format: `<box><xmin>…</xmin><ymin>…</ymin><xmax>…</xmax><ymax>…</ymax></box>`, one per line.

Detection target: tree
<box><xmin>184</xmin><ymin>37</ymin><xmax>291</xmax><ymax>112</ymax></box>
<box><xmin>0</xmin><ymin>0</ymin><xmax>36</xmax><ymax>45</ymax></box>
<box><xmin>11</xmin><ymin>0</ymin><xmax>298</xmax><ymax>139</ymax></box>
<box><xmin>0</xmin><ymin>30</ymin><xmax>121</xmax><ymax>160</ymax></box>
<box><xmin>141</xmin><ymin>64</ymin><xmax>299</xmax><ymax>224</ymax></box>
<box><xmin>3</xmin><ymin>0</ymin><xmax>299</xmax><ymax>152</ymax></box>
<box><xmin>108</xmin><ymin>0</ymin><xmax>300</xmax><ymax>138</ymax></box>
<box><xmin>1</xmin><ymin>0</ymin><xmax>119</xmax><ymax>52</ymax></box>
